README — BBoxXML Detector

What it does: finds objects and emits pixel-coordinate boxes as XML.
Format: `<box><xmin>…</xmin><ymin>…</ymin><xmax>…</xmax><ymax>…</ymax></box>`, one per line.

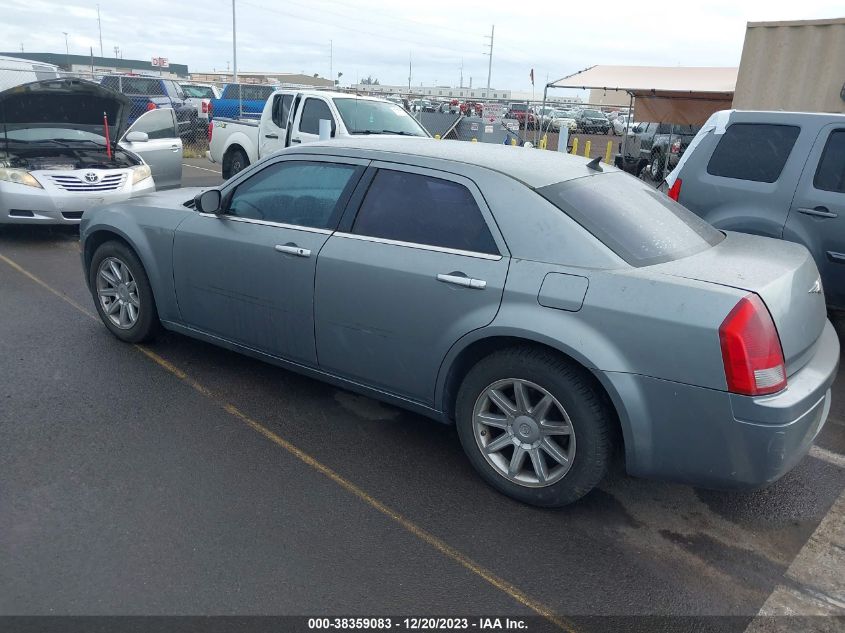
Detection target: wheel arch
<box><xmin>221</xmin><ymin>140</ymin><xmax>251</xmax><ymax>178</ymax></box>
<box><xmin>436</xmin><ymin>332</ymin><xmax>629</xmax><ymax>464</ymax></box>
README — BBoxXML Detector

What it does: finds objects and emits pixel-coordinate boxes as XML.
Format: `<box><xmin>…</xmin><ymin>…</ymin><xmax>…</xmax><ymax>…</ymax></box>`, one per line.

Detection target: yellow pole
<box><xmin>541</xmin><ymin>134</ymin><xmax>548</xmax><ymax>149</ymax></box>
<box><xmin>584</xmin><ymin>140</ymin><xmax>591</xmax><ymax>157</ymax></box>
<box><xmin>471</xmin><ymin>138</ymin><xmax>477</xmax><ymax>143</ymax></box>
<box><xmin>605</xmin><ymin>140</ymin><xmax>613</xmax><ymax>164</ymax></box>
<box><xmin>510</xmin><ymin>137</ymin><xmax>517</xmax><ymax>146</ymax></box>
<box><xmin>434</xmin><ymin>134</ymin><xmax>441</xmax><ymax>140</ymax></box>
<box><xmin>570</xmin><ymin>137</ymin><xmax>579</xmax><ymax>155</ymax></box>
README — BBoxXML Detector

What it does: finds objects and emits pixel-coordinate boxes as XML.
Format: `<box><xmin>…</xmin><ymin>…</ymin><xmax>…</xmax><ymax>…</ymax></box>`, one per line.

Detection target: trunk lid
<box><xmin>0</xmin><ymin>78</ymin><xmax>131</xmax><ymax>149</ymax></box>
<box><xmin>647</xmin><ymin>231</ymin><xmax>827</xmax><ymax>374</ymax></box>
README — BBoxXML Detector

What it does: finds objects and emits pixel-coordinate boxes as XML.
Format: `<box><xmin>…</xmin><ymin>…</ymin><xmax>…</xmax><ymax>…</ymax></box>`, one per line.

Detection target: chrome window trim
<box><xmin>196</xmin><ymin>212</ymin><xmax>334</xmax><ymax>234</ymax></box>
<box><xmin>333</xmin><ymin>232</ymin><xmax>503</xmax><ymax>261</ymax></box>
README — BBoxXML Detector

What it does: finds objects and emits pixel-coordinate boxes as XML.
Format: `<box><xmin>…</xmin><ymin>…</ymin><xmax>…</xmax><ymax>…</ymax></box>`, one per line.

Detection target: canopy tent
<box><xmin>546</xmin><ymin>65</ymin><xmax>738</xmax><ymax>125</ymax></box>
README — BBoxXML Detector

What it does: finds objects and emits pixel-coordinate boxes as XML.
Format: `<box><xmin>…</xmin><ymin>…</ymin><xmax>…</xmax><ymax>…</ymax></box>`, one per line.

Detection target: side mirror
<box><xmin>195</xmin><ymin>189</ymin><xmax>223</xmax><ymax>214</ymax></box>
<box><xmin>125</xmin><ymin>131</ymin><xmax>149</xmax><ymax>143</ymax></box>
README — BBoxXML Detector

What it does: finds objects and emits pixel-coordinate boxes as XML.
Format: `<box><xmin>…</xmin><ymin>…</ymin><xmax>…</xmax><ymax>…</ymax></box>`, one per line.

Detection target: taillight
<box><xmin>202</xmin><ymin>101</ymin><xmax>209</xmax><ymax>113</ymax></box>
<box><xmin>719</xmin><ymin>294</ymin><xmax>786</xmax><ymax>396</ymax></box>
<box><xmin>207</xmin><ymin>122</ymin><xmax>213</xmax><ymax>141</ymax></box>
<box><xmin>146</xmin><ymin>102</ymin><xmax>157</xmax><ymax>111</ymax></box>
<box><xmin>670</xmin><ymin>139</ymin><xmax>681</xmax><ymax>153</ymax></box>
<box><xmin>667</xmin><ymin>178</ymin><xmax>682</xmax><ymax>201</ymax></box>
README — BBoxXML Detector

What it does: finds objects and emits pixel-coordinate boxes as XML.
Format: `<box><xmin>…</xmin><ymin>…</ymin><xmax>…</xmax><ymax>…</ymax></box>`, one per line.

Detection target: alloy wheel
<box><xmin>472</xmin><ymin>378</ymin><xmax>576</xmax><ymax>488</ymax></box>
<box><xmin>96</xmin><ymin>256</ymin><xmax>140</xmax><ymax>330</ymax></box>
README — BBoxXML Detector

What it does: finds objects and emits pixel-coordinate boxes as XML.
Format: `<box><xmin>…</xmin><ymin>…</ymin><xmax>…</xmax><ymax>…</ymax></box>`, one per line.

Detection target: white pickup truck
<box><xmin>207</xmin><ymin>89</ymin><xmax>431</xmax><ymax>178</ymax></box>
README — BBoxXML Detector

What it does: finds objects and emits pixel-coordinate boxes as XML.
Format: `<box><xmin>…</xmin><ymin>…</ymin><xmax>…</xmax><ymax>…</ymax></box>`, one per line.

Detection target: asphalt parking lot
<box><xmin>1</xmin><ymin>161</ymin><xmax>844</xmax><ymax>632</ymax></box>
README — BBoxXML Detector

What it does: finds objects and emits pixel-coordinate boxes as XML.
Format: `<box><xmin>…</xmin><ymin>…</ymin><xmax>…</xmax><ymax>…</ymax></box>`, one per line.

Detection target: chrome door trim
<box><xmin>196</xmin><ymin>212</ymin><xmax>333</xmax><ymax>235</ymax></box>
<box><xmin>275</xmin><ymin>244</ymin><xmax>312</xmax><ymax>257</ymax></box>
<box><xmin>332</xmin><ymin>232</ymin><xmax>503</xmax><ymax>261</ymax></box>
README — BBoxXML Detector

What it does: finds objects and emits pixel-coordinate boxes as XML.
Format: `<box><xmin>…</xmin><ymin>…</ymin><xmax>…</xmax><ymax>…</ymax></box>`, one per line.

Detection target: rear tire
<box><xmin>223</xmin><ymin>148</ymin><xmax>249</xmax><ymax>180</ymax></box>
<box><xmin>89</xmin><ymin>241</ymin><xmax>160</xmax><ymax>344</ymax></box>
<box><xmin>455</xmin><ymin>346</ymin><xmax>613</xmax><ymax>507</ymax></box>
<box><xmin>649</xmin><ymin>149</ymin><xmax>665</xmax><ymax>181</ymax></box>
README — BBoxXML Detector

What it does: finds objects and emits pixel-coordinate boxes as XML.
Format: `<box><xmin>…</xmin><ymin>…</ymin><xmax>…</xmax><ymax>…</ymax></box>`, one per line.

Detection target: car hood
<box><xmin>0</xmin><ymin>78</ymin><xmax>131</xmax><ymax>145</ymax></box>
<box><xmin>126</xmin><ymin>186</ymin><xmax>208</xmax><ymax>209</ymax></box>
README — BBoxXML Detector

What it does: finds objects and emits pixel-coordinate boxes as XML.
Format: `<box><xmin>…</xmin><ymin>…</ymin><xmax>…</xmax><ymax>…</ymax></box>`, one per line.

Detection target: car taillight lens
<box><xmin>670</xmin><ymin>139</ymin><xmax>681</xmax><ymax>153</ymax></box>
<box><xmin>207</xmin><ymin>122</ymin><xmax>213</xmax><ymax>141</ymax></box>
<box><xmin>667</xmin><ymin>178</ymin><xmax>682</xmax><ymax>201</ymax></box>
<box><xmin>719</xmin><ymin>294</ymin><xmax>786</xmax><ymax>396</ymax></box>
<box><xmin>202</xmin><ymin>101</ymin><xmax>209</xmax><ymax>113</ymax></box>
<box><xmin>146</xmin><ymin>102</ymin><xmax>157</xmax><ymax>111</ymax></box>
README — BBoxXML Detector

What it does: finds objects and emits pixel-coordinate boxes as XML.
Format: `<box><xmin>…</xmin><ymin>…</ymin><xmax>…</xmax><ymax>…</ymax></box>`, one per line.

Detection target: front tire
<box><xmin>89</xmin><ymin>241</ymin><xmax>160</xmax><ymax>343</ymax></box>
<box><xmin>455</xmin><ymin>347</ymin><xmax>613</xmax><ymax>507</ymax></box>
<box><xmin>222</xmin><ymin>148</ymin><xmax>249</xmax><ymax>180</ymax></box>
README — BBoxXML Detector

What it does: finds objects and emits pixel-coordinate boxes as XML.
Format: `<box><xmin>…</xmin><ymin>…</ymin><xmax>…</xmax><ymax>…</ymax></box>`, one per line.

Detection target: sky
<box><xmin>2</xmin><ymin>0</ymin><xmax>842</xmax><ymax>95</ymax></box>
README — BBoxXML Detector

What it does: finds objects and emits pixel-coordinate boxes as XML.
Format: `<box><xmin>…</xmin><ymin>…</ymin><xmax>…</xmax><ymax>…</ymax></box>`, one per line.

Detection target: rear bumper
<box><xmin>602</xmin><ymin>320</ymin><xmax>839</xmax><ymax>489</ymax></box>
<box><xmin>205</xmin><ymin>151</ymin><xmax>216</xmax><ymax>164</ymax></box>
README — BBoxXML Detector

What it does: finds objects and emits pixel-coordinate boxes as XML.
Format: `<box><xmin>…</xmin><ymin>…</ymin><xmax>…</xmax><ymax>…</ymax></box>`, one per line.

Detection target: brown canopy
<box><xmin>548</xmin><ymin>65</ymin><xmax>738</xmax><ymax>125</ymax></box>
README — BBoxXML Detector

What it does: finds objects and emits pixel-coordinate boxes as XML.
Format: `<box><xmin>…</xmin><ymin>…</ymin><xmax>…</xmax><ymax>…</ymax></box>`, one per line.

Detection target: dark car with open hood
<box><xmin>0</xmin><ymin>78</ymin><xmax>183</xmax><ymax>224</ymax></box>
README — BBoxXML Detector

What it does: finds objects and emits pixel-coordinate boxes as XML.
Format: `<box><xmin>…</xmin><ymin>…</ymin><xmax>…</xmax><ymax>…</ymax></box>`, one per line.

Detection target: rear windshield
<box><xmin>119</xmin><ymin>78</ymin><xmax>164</xmax><ymax>96</ymax></box>
<box><xmin>537</xmin><ymin>172</ymin><xmax>724</xmax><ymax>267</ymax></box>
<box><xmin>182</xmin><ymin>85</ymin><xmax>215</xmax><ymax>98</ymax></box>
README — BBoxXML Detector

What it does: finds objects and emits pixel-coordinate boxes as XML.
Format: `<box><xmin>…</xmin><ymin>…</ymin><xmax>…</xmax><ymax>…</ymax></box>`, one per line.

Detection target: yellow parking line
<box><xmin>0</xmin><ymin>251</ymin><xmax>576</xmax><ymax>632</ymax></box>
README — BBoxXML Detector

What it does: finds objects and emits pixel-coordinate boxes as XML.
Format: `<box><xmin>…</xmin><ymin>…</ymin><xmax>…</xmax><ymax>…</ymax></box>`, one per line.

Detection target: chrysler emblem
<box><xmin>809</xmin><ymin>278</ymin><xmax>822</xmax><ymax>294</ymax></box>
<box><xmin>84</xmin><ymin>172</ymin><xmax>99</xmax><ymax>183</ymax></box>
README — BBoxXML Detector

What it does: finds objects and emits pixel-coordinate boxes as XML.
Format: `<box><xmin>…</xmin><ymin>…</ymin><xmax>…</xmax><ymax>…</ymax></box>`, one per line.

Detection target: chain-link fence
<box><xmin>1</xmin><ymin>64</ymin><xmax>636</xmax><ymax>166</ymax></box>
<box><xmin>0</xmin><ymin>65</ymin><xmax>214</xmax><ymax>157</ymax></box>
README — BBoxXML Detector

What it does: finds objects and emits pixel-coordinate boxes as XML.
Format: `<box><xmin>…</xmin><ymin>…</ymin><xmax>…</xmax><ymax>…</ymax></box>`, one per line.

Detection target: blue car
<box><xmin>100</xmin><ymin>75</ymin><xmax>197</xmax><ymax>137</ymax></box>
<box><xmin>210</xmin><ymin>83</ymin><xmax>275</xmax><ymax>121</ymax></box>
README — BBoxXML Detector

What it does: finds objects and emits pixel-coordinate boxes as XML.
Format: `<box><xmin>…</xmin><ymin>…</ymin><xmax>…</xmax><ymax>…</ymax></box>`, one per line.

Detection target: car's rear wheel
<box><xmin>89</xmin><ymin>241</ymin><xmax>159</xmax><ymax>343</ymax></box>
<box><xmin>455</xmin><ymin>347</ymin><xmax>613</xmax><ymax>507</ymax></box>
<box><xmin>649</xmin><ymin>149</ymin><xmax>665</xmax><ymax>180</ymax></box>
<box><xmin>223</xmin><ymin>148</ymin><xmax>249</xmax><ymax>180</ymax></box>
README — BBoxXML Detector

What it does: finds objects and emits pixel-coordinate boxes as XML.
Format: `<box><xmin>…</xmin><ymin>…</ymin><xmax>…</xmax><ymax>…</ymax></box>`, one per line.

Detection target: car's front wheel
<box><xmin>89</xmin><ymin>241</ymin><xmax>160</xmax><ymax>343</ymax></box>
<box><xmin>455</xmin><ymin>347</ymin><xmax>613</xmax><ymax>507</ymax></box>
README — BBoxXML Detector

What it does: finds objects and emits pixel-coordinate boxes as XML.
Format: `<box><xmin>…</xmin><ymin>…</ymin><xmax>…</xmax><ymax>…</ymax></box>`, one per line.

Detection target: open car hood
<box><xmin>0</xmin><ymin>78</ymin><xmax>131</xmax><ymax>147</ymax></box>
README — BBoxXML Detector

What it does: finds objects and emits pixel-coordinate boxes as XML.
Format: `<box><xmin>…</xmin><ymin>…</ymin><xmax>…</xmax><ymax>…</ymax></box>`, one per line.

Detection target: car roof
<box><xmin>728</xmin><ymin>109</ymin><xmax>845</xmax><ymax>123</ymax></box>
<box><xmin>295</xmin><ymin>138</ymin><xmax>619</xmax><ymax>188</ymax></box>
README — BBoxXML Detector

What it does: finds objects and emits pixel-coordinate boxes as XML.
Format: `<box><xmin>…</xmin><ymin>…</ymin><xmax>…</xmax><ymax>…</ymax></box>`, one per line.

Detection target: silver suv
<box><xmin>667</xmin><ymin>110</ymin><xmax>845</xmax><ymax>312</ymax></box>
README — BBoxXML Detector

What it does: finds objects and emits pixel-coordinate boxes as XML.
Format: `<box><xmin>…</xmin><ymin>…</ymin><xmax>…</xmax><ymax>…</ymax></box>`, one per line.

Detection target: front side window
<box><xmin>538</xmin><ymin>171</ymin><xmax>723</xmax><ymax>267</ymax></box>
<box><xmin>299</xmin><ymin>98</ymin><xmax>334</xmax><ymax>135</ymax></box>
<box><xmin>126</xmin><ymin>108</ymin><xmax>177</xmax><ymax>139</ymax></box>
<box><xmin>352</xmin><ymin>170</ymin><xmax>498</xmax><ymax>255</ymax></box>
<box><xmin>227</xmin><ymin>161</ymin><xmax>359</xmax><ymax>229</ymax></box>
<box><xmin>814</xmin><ymin>129</ymin><xmax>845</xmax><ymax>194</ymax></box>
<box><xmin>707</xmin><ymin>123</ymin><xmax>800</xmax><ymax>183</ymax></box>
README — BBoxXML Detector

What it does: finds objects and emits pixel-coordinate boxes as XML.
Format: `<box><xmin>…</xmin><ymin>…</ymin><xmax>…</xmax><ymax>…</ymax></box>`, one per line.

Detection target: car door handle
<box><xmin>264</xmin><ymin>133</ymin><xmax>279</xmax><ymax>139</ymax></box>
<box><xmin>274</xmin><ymin>244</ymin><xmax>311</xmax><ymax>258</ymax></box>
<box><xmin>797</xmin><ymin>206</ymin><xmax>838</xmax><ymax>218</ymax></box>
<box><xmin>290</xmin><ymin>138</ymin><xmax>301</xmax><ymax>144</ymax></box>
<box><xmin>437</xmin><ymin>273</ymin><xmax>486</xmax><ymax>289</ymax></box>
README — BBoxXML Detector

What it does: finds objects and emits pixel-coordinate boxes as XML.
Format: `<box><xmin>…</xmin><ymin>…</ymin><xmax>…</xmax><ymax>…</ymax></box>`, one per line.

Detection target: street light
<box><xmin>62</xmin><ymin>32</ymin><xmax>69</xmax><ymax>71</ymax></box>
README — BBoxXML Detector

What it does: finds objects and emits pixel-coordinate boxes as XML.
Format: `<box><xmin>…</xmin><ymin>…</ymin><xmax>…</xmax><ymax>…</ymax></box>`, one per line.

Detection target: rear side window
<box><xmin>707</xmin><ymin>123</ymin><xmax>800</xmax><ymax>183</ymax></box>
<box><xmin>352</xmin><ymin>170</ymin><xmax>499</xmax><ymax>255</ymax></box>
<box><xmin>814</xmin><ymin>129</ymin><xmax>845</xmax><ymax>194</ymax></box>
<box><xmin>272</xmin><ymin>94</ymin><xmax>293</xmax><ymax>128</ymax></box>
<box><xmin>538</xmin><ymin>172</ymin><xmax>723</xmax><ymax>267</ymax></box>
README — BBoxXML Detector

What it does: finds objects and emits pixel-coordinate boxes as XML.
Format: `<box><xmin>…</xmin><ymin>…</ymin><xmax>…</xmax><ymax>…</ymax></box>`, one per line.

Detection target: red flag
<box><xmin>529</xmin><ymin>68</ymin><xmax>534</xmax><ymax>85</ymax></box>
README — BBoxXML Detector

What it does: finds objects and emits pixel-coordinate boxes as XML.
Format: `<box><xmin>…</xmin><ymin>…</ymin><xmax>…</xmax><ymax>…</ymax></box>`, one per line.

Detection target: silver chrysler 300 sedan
<box><xmin>79</xmin><ymin>138</ymin><xmax>839</xmax><ymax>507</ymax></box>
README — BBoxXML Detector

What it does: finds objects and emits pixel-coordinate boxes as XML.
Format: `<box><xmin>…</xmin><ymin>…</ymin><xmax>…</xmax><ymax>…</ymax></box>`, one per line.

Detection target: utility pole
<box><xmin>459</xmin><ymin>58</ymin><xmax>463</xmax><ymax>89</ymax></box>
<box><xmin>329</xmin><ymin>40</ymin><xmax>333</xmax><ymax>86</ymax></box>
<box><xmin>113</xmin><ymin>45</ymin><xmax>119</xmax><ymax>59</ymax></box>
<box><xmin>62</xmin><ymin>32</ymin><xmax>69</xmax><ymax>69</ymax></box>
<box><xmin>407</xmin><ymin>51</ymin><xmax>412</xmax><ymax>91</ymax></box>
<box><xmin>96</xmin><ymin>5</ymin><xmax>103</xmax><ymax>57</ymax></box>
<box><xmin>232</xmin><ymin>0</ymin><xmax>238</xmax><ymax>82</ymax></box>
<box><xmin>484</xmin><ymin>25</ymin><xmax>494</xmax><ymax>92</ymax></box>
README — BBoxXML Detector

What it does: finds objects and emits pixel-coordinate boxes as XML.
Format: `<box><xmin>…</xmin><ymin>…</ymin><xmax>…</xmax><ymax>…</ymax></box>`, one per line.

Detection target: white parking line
<box><xmin>810</xmin><ymin>445</ymin><xmax>845</xmax><ymax>469</ymax></box>
<box><xmin>182</xmin><ymin>163</ymin><xmax>220</xmax><ymax>174</ymax></box>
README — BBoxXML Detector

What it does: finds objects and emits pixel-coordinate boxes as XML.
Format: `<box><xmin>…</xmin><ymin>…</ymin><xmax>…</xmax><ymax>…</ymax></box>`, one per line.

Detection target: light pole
<box><xmin>232</xmin><ymin>0</ymin><xmax>238</xmax><ymax>82</ymax></box>
<box><xmin>62</xmin><ymin>32</ymin><xmax>69</xmax><ymax>70</ymax></box>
